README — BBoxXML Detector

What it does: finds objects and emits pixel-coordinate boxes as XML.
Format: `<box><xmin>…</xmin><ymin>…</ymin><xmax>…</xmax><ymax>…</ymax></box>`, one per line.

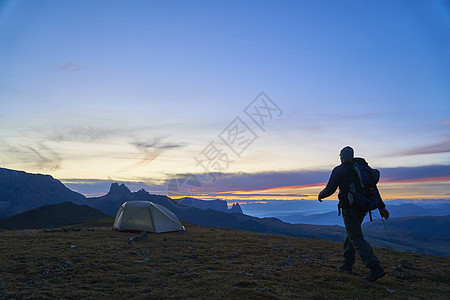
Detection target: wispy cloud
<box><xmin>379</xmin><ymin>165</ymin><xmax>450</xmax><ymax>182</ymax></box>
<box><xmin>391</xmin><ymin>140</ymin><xmax>450</xmax><ymax>156</ymax></box>
<box><xmin>0</xmin><ymin>142</ymin><xmax>61</xmax><ymax>171</ymax></box>
<box><xmin>130</xmin><ymin>138</ymin><xmax>184</xmax><ymax>167</ymax></box>
<box><xmin>380</xmin><ymin>176</ymin><xmax>450</xmax><ymax>184</ymax></box>
<box><xmin>47</xmin><ymin>126</ymin><xmax>119</xmax><ymax>142</ymax></box>
<box><xmin>57</xmin><ymin>62</ymin><xmax>82</xmax><ymax>72</ymax></box>
<box><xmin>45</xmin><ymin>125</ymin><xmax>178</xmax><ymax>145</ymax></box>
<box><xmin>318</xmin><ymin>112</ymin><xmax>379</xmax><ymax>120</ymax></box>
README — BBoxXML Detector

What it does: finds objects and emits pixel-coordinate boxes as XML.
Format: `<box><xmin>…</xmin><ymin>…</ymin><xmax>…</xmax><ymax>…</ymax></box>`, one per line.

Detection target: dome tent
<box><xmin>113</xmin><ymin>201</ymin><xmax>185</xmax><ymax>233</ymax></box>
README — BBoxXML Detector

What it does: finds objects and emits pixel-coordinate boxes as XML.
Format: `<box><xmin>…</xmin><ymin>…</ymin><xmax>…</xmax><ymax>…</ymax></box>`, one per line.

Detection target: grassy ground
<box><xmin>0</xmin><ymin>217</ymin><xmax>448</xmax><ymax>299</ymax></box>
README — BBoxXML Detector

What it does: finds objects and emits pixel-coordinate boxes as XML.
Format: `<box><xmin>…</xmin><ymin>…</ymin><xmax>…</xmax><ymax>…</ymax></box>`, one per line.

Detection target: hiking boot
<box><xmin>338</xmin><ymin>262</ymin><xmax>353</xmax><ymax>274</ymax></box>
<box><xmin>364</xmin><ymin>263</ymin><xmax>386</xmax><ymax>282</ymax></box>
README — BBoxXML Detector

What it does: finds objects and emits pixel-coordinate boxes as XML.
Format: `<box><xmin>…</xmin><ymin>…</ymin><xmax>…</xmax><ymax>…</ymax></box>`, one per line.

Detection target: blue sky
<box><xmin>0</xmin><ymin>0</ymin><xmax>449</xmax><ymax>200</ymax></box>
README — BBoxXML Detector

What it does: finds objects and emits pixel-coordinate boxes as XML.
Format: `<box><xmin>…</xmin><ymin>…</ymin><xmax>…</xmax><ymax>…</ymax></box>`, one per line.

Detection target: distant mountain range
<box><xmin>87</xmin><ymin>183</ymin><xmax>243</xmax><ymax>216</ymax></box>
<box><xmin>0</xmin><ymin>168</ymin><xmax>243</xmax><ymax>218</ymax></box>
<box><xmin>280</xmin><ymin>211</ymin><xmax>344</xmax><ymax>226</ymax></box>
<box><xmin>0</xmin><ymin>167</ymin><xmax>449</xmax><ymax>257</ymax></box>
<box><xmin>363</xmin><ymin>215</ymin><xmax>450</xmax><ymax>238</ymax></box>
<box><xmin>383</xmin><ymin>203</ymin><xmax>450</xmax><ymax>218</ymax></box>
<box><xmin>242</xmin><ymin>201</ymin><xmax>450</xmax><ymax>226</ymax></box>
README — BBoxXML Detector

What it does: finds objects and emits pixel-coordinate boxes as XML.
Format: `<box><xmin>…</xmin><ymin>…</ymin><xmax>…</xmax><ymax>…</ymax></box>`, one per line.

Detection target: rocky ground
<box><xmin>0</xmin><ymin>217</ymin><xmax>448</xmax><ymax>299</ymax></box>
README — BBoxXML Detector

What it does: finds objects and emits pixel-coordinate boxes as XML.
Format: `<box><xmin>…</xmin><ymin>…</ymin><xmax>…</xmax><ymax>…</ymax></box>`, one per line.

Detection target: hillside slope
<box><xmin>363</xmin><ymin>215</ymin><xmax>450</xmax><ymax>238</ymax></box>
<box><xmin>0</xmin><ymin>219</ymin><xmax>448</xmax><ymax>299</ymax></box>
<box><xmin>0</xmin><ymin>202</ymin><xmax>107</xmax><ymax>230</ymax></box>
<box><xmin>89</xmin><ymin>189</ymin><xmax>450</xmax><ymax>257</ymax></box>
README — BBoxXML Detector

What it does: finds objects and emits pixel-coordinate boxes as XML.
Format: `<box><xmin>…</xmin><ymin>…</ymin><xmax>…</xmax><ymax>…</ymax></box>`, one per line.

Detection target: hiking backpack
<box><xmin>347</xmin><ymin>157</ymin><xmax>382</xmax><ymax>219</ymax></box>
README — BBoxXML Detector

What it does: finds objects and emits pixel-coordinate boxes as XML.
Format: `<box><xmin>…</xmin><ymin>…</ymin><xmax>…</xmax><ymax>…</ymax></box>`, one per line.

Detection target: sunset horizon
<box><xmin>1</xmin><ymin>1</ymin><xmax>449</xmax><ymax>204</ymax></box>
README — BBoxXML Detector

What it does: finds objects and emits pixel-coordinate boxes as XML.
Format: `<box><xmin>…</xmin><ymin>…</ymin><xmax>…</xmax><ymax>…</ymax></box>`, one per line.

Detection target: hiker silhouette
<box><xmin>318</xmin><ymin>146</ymin><xmax>390</xmax><ymax>282</ymax></box>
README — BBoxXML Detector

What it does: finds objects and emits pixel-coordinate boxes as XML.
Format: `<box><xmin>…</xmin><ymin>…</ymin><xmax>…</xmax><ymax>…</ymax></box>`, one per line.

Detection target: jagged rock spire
<box><xmin>108</xmin><ymin>183</ymin><xmax>132</xmax><ymax>195</ymax></box>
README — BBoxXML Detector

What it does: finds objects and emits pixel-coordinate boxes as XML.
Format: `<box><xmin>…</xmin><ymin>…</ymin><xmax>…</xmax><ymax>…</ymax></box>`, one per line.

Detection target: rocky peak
<box><xmin>107</xmin><ymin>183</ymin><xmax>132</xmax><ymax>196</ymax></box>
<box><xmin>229</xmin><ymin>203</ymin><xmax>243</xmax><ymax>214</ymax></box>
<box><xmin>134</xmin><ymin>188</ymin><xmax>150</xmax><ymax>199</ymax></box>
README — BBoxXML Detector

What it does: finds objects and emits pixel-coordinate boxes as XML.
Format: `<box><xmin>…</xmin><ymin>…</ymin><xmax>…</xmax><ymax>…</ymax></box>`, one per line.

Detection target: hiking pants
<box><xmin>342</xmin><ymin>208</ymin><xmax>380</xmax><ymax>268</ymax></box>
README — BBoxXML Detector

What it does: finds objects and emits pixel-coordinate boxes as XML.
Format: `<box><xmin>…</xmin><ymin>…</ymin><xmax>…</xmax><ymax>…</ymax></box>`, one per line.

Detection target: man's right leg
<box><xmin>342</xmin><ymin>208</ymin><xmax>379</xmax><ymax>267</ymax></box>
<box><xmin>343</xmin><ymin>236</ymin><xmax>356</xmax><ymax>265</ymax></box>
<box><xmin>340</xmin><ymin>236</ymin><xmax>355</xmax><ymax>273</ymax></box>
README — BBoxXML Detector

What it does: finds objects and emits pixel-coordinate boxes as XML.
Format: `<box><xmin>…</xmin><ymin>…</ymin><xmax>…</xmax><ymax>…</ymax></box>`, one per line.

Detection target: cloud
<box><xmin>162</xmin><ymin>170</ymin><xmax>330</xmax><ymax>196</ymax></box>
<box><xmin>60</xmin><ymin>164</ymin><xmax>450</xmax><ymax>199</ymax></box>
<box><xmin>0</xmin><ymin>142</ymin><xmax>61</xmax><ymax>171</ymax></box>
<box><xmin>4</xmin><ymin>124</ymin><xmax>187</xmax><ymax>173</ymax></box>
<box><xmin>45</xmin><ymin>125</ymin><xmax>179</xmax><ymax>145</ymax></box>
<box><xmin>319</xmin><ymin>112</ymin><xmax>379</xmax><ymax>120</ymax></box>
<box><xmin>215</xmin><ymin>192</ymin><xmax>310</xmax><ymax>197</ymax></box>
<box><xmin>379</xmin><ymin>165</ymin><xmax>450</xmax><ymax>182</ymax></box>
<box><xmin>130</xmin><ymin>138</ymin><xmax>184</xmax><ymax>167</ymax></box>
<box><xmin>158</xmin><ymin>165</ymin><xmax>450</xmax><ymax>197</ymax></box>
<box><xmin>24</xmin><ymin>143</ymin><xmax>61</xmax><ymax>171</ymax></box>
<box><xmin>57</xmin><ymin>62</ymin><xmax>82</xmax><ymax>72</ymax></box>
<box><xmin>47</xmin><ymin>126</ymin><xmax>119</xmax><ymax>142</ymax></box>
<box><xmin>380</xmin><ymin>176</ymin><xmax>450</xmax><ymax>184</ymax></box>
<box><xmin>391</xmin><ymin>140</ymin><xmax>450</xmax><ymax>156</ymax></box>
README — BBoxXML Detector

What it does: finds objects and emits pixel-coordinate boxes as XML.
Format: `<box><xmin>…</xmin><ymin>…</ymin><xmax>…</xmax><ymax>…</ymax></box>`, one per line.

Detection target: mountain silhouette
<box><xmin>174</xmin><ymin>197</ymin><xmax>228</xmax><ymax>212</ymax></box>
<box><xmin>229</xmin><ymin>203</ymin><xmax>243</xmax><ymax>214</ymax></box>
<box><xmin>0</xmin><ymin>167</ymin><xmax>88</xmax><ymax>218</ymax></box>
<box><xmin>88</xmin><ymin>184</ymin><xmax>173</xmax><ymax>216</ymax></box>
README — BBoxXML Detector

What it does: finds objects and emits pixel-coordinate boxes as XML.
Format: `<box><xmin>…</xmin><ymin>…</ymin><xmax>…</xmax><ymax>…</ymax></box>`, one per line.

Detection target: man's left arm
<box><xmin>379</xmin><ymin>207</ymin><xmax>389</xmax><ymax>220</ymax></box>
<box><xmin>377</xmin><ymin>191</ymin><xmax>389</xmax><ymax>219</ymax></box>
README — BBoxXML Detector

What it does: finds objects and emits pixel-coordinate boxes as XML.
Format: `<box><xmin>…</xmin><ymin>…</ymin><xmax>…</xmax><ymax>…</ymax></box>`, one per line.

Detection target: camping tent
<box><xmin>113</xmin><ymin>201</ymin><xmax>185</xmax><ymax>233</ymax></box>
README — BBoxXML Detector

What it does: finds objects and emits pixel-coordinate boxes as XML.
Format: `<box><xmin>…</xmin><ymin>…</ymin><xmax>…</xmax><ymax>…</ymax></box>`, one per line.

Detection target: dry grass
<box><xmin>0</xmin><ymin>217</ymin><xmax>448</xmax><ymax>299</ymax></box>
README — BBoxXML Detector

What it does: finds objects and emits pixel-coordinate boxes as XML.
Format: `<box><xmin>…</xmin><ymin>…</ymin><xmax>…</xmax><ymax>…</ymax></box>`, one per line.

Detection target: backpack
<box><xmin>347</xmin><ymin>157</ymin><xmax>382</xmax><ymax>220</ymax></box>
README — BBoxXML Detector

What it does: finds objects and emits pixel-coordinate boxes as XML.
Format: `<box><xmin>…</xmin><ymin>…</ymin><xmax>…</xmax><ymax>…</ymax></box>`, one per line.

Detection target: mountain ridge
<box><xmin>1</xmin><ymin>167</ymin><xmax>449</xmax><ymax>256</ymax></box>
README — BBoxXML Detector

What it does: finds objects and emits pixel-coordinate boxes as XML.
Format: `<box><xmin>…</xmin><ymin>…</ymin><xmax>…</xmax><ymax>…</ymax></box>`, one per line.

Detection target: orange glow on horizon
<box><xmin>380</xmin><ymin>176</ymin><xmax>450</xmax><ymax>184</ymax></box>
<box><xmin>194</xmin><ymin>177</ymin><xmax>450</xmax><ymax>202</ymax></box>
<box><xmin>215</xmin><ymin>183</ymin><xmax>326</xmax><ymax>196</ymax></box>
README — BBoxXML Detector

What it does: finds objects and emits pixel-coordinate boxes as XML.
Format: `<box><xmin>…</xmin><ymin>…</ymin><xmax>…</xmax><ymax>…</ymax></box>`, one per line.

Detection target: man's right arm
<box><xmin>318</xmin><ymin>166</ymin><xmax>341</xmax><ymax>201</ymax></box>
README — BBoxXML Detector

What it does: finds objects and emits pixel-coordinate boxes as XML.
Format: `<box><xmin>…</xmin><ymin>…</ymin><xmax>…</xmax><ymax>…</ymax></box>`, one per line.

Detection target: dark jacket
<box><xmin>319</xmin><ymin>161</ymin><xmax>386</xmax><ymax>210</ymax></box>
<box><xmin>319</xmin><ymin>162</ymin><xmax>352</xmax><ymax>208</ymax></box>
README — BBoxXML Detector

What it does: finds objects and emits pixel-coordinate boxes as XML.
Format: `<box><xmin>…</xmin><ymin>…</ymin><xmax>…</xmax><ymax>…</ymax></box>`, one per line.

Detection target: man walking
<box><xmin>318</xmin><ymin>146</ymin><xmax>390</xmax><ymax>282</ymax></box>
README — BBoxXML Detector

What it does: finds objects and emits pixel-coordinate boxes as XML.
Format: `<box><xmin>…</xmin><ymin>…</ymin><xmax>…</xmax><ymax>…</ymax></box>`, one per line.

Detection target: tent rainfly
<box><xmin>113</xmin><ymin>201</ymin><xmax>185</xmax><ymax>233</ymax></box>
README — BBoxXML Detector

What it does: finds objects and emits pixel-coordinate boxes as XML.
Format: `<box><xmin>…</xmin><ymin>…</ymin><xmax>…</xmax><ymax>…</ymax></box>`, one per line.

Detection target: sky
<box><xmin>0</xmin><ymin>0</ymin><xmax>449</xmax><ymax>202</ymax></box>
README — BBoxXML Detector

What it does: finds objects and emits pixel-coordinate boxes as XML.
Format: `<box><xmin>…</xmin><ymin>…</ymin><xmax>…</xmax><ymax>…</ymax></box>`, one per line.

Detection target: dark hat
<box><xmin>340</xmin><ymin>146</ymin><xmax>354</xmax><ymax>160</ymax></box>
